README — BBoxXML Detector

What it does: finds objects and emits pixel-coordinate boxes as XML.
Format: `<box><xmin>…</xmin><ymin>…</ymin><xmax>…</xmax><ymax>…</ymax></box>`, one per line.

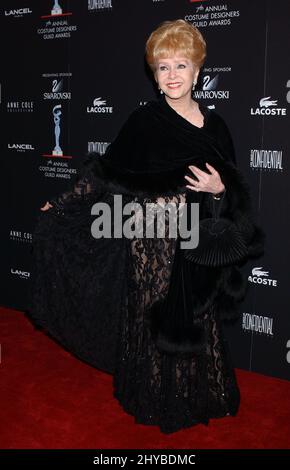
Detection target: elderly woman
<box><xmin>29</xmin><ymin>20</ymin><xmax>264</xmax><ymax>434</ymax></box>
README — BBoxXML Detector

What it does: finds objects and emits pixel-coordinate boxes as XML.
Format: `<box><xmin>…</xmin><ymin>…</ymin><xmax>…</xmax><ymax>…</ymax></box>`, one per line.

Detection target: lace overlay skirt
<box><xmin>113</xmin><ymin>194</ymin><xmax>240</xmax><ymax>434</ymax></box>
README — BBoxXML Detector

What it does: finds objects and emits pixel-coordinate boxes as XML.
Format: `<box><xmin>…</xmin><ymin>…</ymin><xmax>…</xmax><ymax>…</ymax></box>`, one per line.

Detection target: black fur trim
<box><xmin>148</xmin><ymin>299</ymin><xmax>206</xmax><ymax>355</ymax></box>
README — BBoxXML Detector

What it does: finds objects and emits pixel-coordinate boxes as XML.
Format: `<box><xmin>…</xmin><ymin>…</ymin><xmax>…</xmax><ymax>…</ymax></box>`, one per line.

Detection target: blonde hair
<box><xmin>145</xmin><ymin>19</ymin><xmax>206</xmax><ymax>72</ymax></box>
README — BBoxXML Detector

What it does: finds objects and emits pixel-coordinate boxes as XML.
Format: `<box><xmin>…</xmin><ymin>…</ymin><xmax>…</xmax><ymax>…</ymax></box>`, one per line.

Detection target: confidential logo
<box><xmin>88</xmin><ymin>141</ymin><xmax>110</xmax><ymax>155</ymax></box>
<box><xmin>88</xmin><ymin>0</ymin><xmax>113</xmax><ymax>11</ymax></box>
<box><xmin>248</xmin><ymin>267</ymin><xmax>277</xmax><ymax>287</ymax></box>
<box><xmin>250</xmin><ymin>149</ymin><xmax>283</xmax><ymax>170</ymax></box>
<box><xmin>242</xmin><ymin>313</ymin><xmax>274</xmax><ymax>336</ymax></box>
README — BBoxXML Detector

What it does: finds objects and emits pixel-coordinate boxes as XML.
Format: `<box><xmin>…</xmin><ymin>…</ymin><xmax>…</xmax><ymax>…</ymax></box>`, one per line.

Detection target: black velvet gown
<box><xmin>29</xmin><ymin>97</ymin><xmax>258</xmax><ymax>434</ymax></box>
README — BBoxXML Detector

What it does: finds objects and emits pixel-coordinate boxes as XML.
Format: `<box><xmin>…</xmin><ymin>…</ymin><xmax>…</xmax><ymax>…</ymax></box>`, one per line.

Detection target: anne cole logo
<box><xmin>242</xmin><ymin>313</ymin><xmax>274</xmax><ymax>336</ymax></box>
<box><xmin>87</xmin><ymin>97</ymin><xmax>113</xmax><ymax>114</ymax></box>
<box><xmin>10</xmin><ymin>230</ymin><xmax>32</xmax><ymax>243</ymax></box>
<box><xmin>251</xmin><ymin>96</ymin><xmax>287</xmax><ymax>116</ymax></box>
<box><xmin>7</xmin><ymin>100</ymin><xmax>34</xmax><ymax>113</ymax></box>
<box><xmin>250</xmin><ymin>149</ymin><xmax>283</xmax><ymax>171</ymax></box>
<box><xmin>248</xmin><ymin>267</ymin><xmax>278</xmax><ymax>287</ymax></box>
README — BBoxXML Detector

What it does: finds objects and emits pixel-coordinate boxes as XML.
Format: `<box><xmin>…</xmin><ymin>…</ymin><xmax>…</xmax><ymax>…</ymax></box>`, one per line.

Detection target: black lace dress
<box><xmin>112</xmin><ymin>193</ymin><xmax>240</xmax><ymax>434</ymax></box>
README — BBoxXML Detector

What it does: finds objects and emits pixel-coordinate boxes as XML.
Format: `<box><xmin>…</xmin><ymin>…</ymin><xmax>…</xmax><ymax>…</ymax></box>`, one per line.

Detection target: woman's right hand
<box><xmin>40</xmin><ymin>201</ymin><xmax>53</xmax><ymax>211</ymax></box>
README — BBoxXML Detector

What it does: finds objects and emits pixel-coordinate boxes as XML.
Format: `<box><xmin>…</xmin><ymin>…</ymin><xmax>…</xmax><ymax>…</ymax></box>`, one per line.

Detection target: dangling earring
<box><xmin>192</xmin><ymin>81</ymin><xmax>196</xmax><ymax>91</ymax></box>
<box><xmin>159</xmin><ymin>88</ymin><xmax>164</xmax><ymax>94</ymax></box>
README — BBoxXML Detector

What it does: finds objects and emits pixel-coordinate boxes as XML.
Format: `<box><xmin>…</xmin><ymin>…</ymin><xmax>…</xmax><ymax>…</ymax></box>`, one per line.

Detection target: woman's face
<box><xmin>154</xmin><ymin>54</ymin><xmax>199</xmax><ymax>101</ymax></box>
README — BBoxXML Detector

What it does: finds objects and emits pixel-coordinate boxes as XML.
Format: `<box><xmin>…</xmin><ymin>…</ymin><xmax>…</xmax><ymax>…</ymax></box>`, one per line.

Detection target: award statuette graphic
<box><xmin>52</xmin><ymin>104</ymin><xmax>63</xmax><ymax>156</ymax></box>
<box><xmin>51</xmin><ymin>0</ymin><xmax>62</xmax><ymax>16</ymax></box>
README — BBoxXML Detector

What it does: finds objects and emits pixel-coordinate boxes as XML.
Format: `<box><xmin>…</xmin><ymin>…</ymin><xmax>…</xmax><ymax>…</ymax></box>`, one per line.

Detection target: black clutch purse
<box><xmin>183</xmin><ymin>191</ymin><xmax>248</xmax><ymax>267</ymax></box>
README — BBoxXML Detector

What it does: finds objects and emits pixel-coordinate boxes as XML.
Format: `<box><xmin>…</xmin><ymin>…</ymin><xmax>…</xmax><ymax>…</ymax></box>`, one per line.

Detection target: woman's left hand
<box><xmin>184</xmin><ymin>162</ymin><xmax>225</xmax><ymax>195</ymax></box>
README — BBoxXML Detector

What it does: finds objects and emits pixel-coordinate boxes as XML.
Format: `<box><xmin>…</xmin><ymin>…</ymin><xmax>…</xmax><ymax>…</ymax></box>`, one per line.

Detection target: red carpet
<box><xmin>0</xmin><ymin>306</ymin><xmax>289</xmax><ymax>449</ymax></box>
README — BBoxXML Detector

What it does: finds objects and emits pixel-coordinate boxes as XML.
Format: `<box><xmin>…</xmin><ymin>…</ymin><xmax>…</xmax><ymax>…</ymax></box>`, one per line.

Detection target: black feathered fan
<box><xmin>183</xmin><ymin>190</ymin><xmax>248</xmax><ymax>267</ymax></box>
<box><xmin>183</xmin><ymin>216</ymin><xmax>248</xmax><ymax>267</ymax></box>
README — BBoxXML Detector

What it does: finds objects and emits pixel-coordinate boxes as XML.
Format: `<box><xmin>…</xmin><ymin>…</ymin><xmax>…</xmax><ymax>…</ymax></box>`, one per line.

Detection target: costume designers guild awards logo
<box><xmin>38</xmin><ymin>1</ymin><xmax>76</xmax><ymax>40</ymax></box>
<box><xmin>185</xmin><ymin>3</ymin><xmax>241</xmax><ymax>28</ymax></box>
<box><xmin>52</xmin><ymin>105</ymin><xmax>63</xmax><ymax>156</ymax></box>
<box><xmin>41</xmin><ymin>104</ymin><xmax>74</xmax><ymax>162</ymax></box>
<box><xmin>51</xmin><ymin>0</ymin><xmax>62</xmax><ymax>15</ymax></box>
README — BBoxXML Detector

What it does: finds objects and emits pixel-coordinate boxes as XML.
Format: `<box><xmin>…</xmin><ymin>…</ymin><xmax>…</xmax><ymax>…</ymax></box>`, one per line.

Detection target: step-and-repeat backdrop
<box><xmin>1</xmin><ymin>0</ymin><xmax>289</xmax><ymax>380</ymax></box>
